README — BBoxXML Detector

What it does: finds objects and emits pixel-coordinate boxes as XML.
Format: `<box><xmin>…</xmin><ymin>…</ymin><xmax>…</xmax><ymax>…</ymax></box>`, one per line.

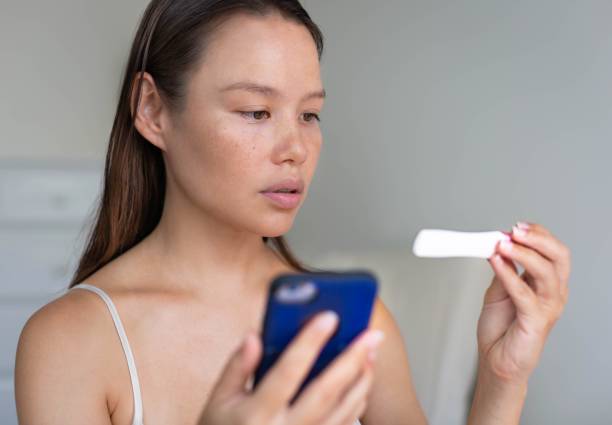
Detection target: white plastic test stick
<box><xmin>412</xmin><ymin>229</ymin><xmax>511</xmax><ymax>259</ymax></box>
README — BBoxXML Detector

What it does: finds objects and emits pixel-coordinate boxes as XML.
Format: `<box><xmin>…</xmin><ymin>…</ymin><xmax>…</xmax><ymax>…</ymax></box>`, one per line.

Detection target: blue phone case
<box><xmin>253</xmin><ymin>270</ymin><xmax>378</xmax><ymax>399</ymax></box>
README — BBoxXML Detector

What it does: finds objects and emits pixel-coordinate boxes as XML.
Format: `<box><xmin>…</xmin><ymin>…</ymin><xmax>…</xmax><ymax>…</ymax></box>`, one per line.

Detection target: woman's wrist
<box><xmin>467</xmin><ymin>362</ymin><xmax>529</xmax><ymax>425</ymax></box>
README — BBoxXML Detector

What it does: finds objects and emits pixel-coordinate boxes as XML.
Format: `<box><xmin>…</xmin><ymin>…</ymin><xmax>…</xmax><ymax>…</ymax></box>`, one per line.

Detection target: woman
<box><xmin>14</xmin><ymin>1</ymin><xmax>571</xmax><ymax>424</ymax></box>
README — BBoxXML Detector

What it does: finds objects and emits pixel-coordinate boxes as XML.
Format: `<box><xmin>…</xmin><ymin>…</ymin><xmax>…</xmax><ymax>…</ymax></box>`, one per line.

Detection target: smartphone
<box><xmin>253</xmin><ymin>270</ymin><xmax>378</xmax><ymax>399</ymax></box>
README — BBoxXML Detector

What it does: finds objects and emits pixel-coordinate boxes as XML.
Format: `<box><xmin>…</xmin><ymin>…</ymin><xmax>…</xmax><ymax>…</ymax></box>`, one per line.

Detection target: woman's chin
<box><xmin>261</xmin><ymin>227</ymin><xmax>292</xmax><ymax>238</ymax></box>
<box><xmin>257</xmin><ymin>219</ymin><xmax>295</xmax><ymax>238</ymax></box>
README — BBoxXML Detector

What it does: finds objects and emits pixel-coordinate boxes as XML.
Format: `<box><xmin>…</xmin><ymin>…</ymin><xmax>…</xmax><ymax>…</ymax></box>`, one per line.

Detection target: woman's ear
<box><xmin>131</xmin><ymin>72</ymin><xmax>168</xmax><ymax>151</ymax></box>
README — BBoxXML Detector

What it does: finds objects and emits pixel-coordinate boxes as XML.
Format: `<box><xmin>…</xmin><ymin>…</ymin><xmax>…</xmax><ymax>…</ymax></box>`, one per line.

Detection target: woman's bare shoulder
<box><xmin>361</xmin><ymin>296</ymin><xmax>429</xmax><ymax>424</ymax></box>
<box><xmin>20</xmin><ymin>285</ymin><xmax>107</xmax><ymax>338</ymax></box>
<box><xmin>14</xmin><ymin>288</ymin><xmax>118</xmax><ymax>424</ymax></box>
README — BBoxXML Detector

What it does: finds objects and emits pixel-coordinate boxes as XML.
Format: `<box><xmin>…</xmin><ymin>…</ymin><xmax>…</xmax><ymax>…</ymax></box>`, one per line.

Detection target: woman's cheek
<box><xmin>305</xmin><ymin>136</ymin><xmax>322</xmax><ymax>174</ymax></box>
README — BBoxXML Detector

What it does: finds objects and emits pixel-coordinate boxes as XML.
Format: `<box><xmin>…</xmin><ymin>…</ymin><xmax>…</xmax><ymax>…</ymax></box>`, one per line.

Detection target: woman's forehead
<box><xmin>217</xmin><ymin>80</ymin><xmax>325</xmax><ymax>102</ymax></box>
<box><xmin>192</xmin><ymin>16</ymin><xmax>325</xmax><ymax>100</ymax></box>
<box><xmin>197</xmin><ymin>13</ymin><xmax>322</xmax><ymax>83</ymax></box>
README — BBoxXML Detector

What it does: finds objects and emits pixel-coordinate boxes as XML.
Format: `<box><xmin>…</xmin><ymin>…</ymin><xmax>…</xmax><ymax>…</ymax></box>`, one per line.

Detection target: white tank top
<box><xmin>71</xmin><ymin>283</ymin><xmax>144</xmax><ymax>425</ymax></box>
<box><xmin>71</xmin><ymin>283</ymin><xmax>362</xmax><ymax>425</ymax></box>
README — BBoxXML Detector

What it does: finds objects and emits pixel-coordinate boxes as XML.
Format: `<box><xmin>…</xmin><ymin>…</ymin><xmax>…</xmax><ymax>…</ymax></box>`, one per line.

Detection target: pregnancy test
<box><xmin>412</xmin><ymin>229</ymin><xmax>511</xmax><ymax>258</ymax></box>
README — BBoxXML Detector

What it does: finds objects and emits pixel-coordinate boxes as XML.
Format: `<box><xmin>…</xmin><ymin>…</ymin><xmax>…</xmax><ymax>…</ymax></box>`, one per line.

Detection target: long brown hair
<box><xmin>70</xmin><ymin>0</ymin><xmax>324</xmax><ymax>288</ymax></box>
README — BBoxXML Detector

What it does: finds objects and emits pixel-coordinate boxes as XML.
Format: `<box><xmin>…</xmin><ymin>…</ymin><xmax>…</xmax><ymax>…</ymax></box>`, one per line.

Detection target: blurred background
<box><xmin>1</xmin><ymin>0</ymin><xmax>610</xmax><ymax>424</ymax></box>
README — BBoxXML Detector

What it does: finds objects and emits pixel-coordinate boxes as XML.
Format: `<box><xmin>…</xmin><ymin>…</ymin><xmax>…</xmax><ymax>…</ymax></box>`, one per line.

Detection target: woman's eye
<box><xmin>303</xmin><ymin>113</ymin><xmax>321</xmax><ymax>123</ymax></box>
<box><xmin>239</xmin><ymin>111</ymin><xmax>320</xmax><ymax>123</ymax></box>
<box><xmin>240</xmin><ymin>111</ymin><xmax>270</xmax><ymax>121</ymax></box>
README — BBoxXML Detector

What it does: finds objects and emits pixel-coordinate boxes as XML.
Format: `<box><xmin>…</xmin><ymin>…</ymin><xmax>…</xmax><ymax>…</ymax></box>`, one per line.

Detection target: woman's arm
<box><xmin>15</xmin><ymin>293</ymin><xmax>113</xmax><ymax>425</ymax></box>
<box><xmin>360</xmin><ymin>298</ymin><xmax>428</xmax><ymax>425</ymax></box>
<box><xmin>361</xmin><ymin>223</ymin><xmax>569</xmax><ymax>425</ymax></box>
<box><xmin>468</xmin><ymin>364</ymin><xmax>527</xmax><ymax>424</ymax></box>
<box><xmin>468</xmin><ymin>222</ymin><xmax>570</xmax><ymax>424</ymax></box>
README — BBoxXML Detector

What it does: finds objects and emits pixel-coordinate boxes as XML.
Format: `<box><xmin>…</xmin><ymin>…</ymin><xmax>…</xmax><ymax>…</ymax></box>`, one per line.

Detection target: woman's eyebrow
<box><xmin>219</xmin><ymin>80</ymin><xmax>326</xmax><ymax>101</ymax></box>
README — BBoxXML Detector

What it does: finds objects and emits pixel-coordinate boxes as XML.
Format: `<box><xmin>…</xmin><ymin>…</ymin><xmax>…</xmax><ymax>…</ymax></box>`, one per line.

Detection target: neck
<box><xmin>139</xmin><ymin>187</ymin><xmax>289</xmax><ymax>296</ymax></box>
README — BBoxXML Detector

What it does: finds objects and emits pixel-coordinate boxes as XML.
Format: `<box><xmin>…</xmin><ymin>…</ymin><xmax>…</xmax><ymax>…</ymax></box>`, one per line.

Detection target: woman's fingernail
<box><xmin>492</xmin><ymin>254</ymin><xmax>503</xmax><ymax>264</ymax></box>
<box><xmin>317</xmin><ymin>311</ymin><xmax>339</xmax><ymax>330</ymax></box>
<box><xmin>241</xmin><ymin>332</ymin><xmax>255</xmax><ymax>357</ymax></box>
<box><xmin>365</xmin><ymin>330</ymin><xmax>385</xmax><ymax>349</ymax></box>
<box><xmin>368</xmin><ymin>348</ymin><xmax>378</xmax><ymax>362</ymax></box>
<box><xmin>500</xmin><ymin>240</ymin><xmax>513</xmax><ymax>251</ymax></box>
<box><xmin>512</xmin><ymin>225</ymin><xmax>527</xmax><ymax>238</ymax></box>
<box><xmin>365</xmin><ymin>331</ymin><xmax>384</xmax><ymax>363</ymax></box>
<box><xmin>516</xmin><ymin>221</ymin><xmax>530</xmax><ymax>230</ymax></box>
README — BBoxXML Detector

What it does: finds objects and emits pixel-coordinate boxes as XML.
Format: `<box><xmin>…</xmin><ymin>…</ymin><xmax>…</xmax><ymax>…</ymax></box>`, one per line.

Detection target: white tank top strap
<box><xmin>71</xmin><ymin>283</ymin><xmax>144</xmax><ymax>425</ymax></box>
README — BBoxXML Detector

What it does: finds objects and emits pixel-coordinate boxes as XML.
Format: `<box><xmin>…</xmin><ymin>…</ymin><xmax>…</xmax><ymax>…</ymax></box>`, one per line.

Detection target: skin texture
<box><xmin>14</xmin><ymin>11</ymin><xmax>570</xmax><ymax>425</ymax></box>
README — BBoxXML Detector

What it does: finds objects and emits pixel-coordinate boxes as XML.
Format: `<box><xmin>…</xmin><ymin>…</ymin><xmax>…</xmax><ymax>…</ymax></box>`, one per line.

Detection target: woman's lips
<box><xmin>260</xmin><ymin>191</ymin><xmax>302</xmax><ymax>209</ymax></box>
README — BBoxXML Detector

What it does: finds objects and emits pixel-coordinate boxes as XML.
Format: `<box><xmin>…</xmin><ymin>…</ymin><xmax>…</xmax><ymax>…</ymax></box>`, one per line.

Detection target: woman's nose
<box><xmin>273</xmin><ymin>120</ymin><xmax>308</xmax><ymax>165</ymax></box>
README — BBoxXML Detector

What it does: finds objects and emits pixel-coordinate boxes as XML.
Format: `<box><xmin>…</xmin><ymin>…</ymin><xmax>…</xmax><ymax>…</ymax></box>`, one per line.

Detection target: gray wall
<box><xmin>1</xmin><ymin>1</ymin><xmax>610</xmax><ymax>424</ymax></box>
<box><xmin>0</xmin><ymin>0</ymin><xmax>149</xmax><ymax>160</ymax></box>
<box><xmin>294</xmin><ymin>1</ymin><xmax>611</xmax><ymax>423</ymax></box>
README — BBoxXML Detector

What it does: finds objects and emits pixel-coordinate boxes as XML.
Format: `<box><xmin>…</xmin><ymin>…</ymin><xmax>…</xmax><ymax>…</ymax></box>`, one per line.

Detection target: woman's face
<box><xmin>162</xmin><ymin>12</ymin><xmax>325</xmax><ymax>238</ymax></box>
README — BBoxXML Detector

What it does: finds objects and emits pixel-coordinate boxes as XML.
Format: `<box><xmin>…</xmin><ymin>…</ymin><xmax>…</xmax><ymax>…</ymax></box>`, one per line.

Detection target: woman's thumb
<box><xmin>209</xmin><ymin>331</ymin><xmax>262</xmax><ymax>402</ymax></box>
<box><xmin>484</xmin><ymin>247</ymin><xmax>518</xmax><ymax>305</ymax></box>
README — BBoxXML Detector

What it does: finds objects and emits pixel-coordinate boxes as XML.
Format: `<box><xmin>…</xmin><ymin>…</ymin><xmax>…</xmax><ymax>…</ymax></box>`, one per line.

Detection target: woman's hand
<box><xmin>477</xmin><ymin>222</ymin><xmax>571</xmax><ymax>385</ymax></box>
<box><xmin>198</xmin><ymin>311</ymin><xmax>384</xmax><ymax>425</ymax></box>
